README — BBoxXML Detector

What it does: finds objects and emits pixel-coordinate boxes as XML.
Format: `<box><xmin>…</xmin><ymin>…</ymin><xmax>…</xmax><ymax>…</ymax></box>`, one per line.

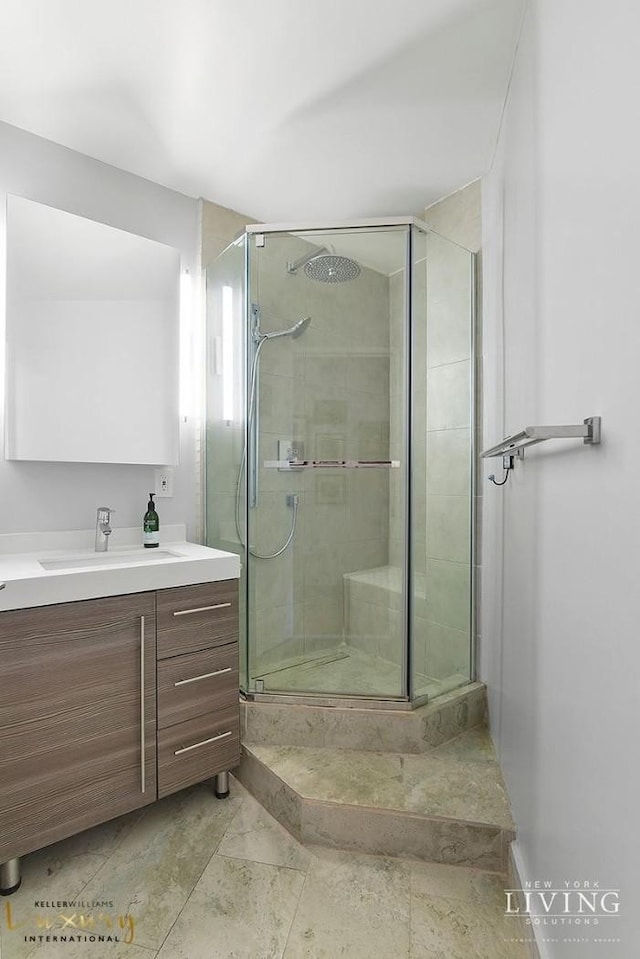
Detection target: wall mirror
<box><xmin>4</xmin><ymin>195</ymin><xmax>180</xmax><ymax>465</ymax></box>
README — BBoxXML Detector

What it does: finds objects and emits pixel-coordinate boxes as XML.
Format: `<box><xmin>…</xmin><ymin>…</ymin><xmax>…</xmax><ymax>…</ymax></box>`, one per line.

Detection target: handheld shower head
<box><xmin>291</xmin><ymin>315</ymin><xmax>312</xmax><ymax>338</ymax></box>
<box><xmin>258</xmin><ymin>315</ymin><xmax>312</xmax><ymax>342</ymax></box>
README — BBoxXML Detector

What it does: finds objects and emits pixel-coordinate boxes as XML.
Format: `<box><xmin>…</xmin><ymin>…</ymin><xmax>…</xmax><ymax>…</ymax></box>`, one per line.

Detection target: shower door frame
<box><xmin>234</xmin><ymin>217</ymin><xmax>475</xmax><ymax>710</ymax></box>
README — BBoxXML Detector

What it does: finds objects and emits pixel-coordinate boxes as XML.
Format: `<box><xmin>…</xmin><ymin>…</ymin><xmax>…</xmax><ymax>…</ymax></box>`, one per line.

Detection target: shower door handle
<box><xmin>263</xmin><ymin>459</ymin><xmax>401</xmax><ymax>469</ymax></box>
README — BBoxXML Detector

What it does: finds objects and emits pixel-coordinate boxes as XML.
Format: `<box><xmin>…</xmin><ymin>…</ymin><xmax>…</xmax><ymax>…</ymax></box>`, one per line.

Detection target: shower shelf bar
<box><xmin>263</xmin><ymin>459</ymin><xmax>401</xmax><ymax>470</ymax></box>
<box><xmin>481</xmin><ymin>416</ymin><xmax>601</xmax><ymax>458</ymax></box>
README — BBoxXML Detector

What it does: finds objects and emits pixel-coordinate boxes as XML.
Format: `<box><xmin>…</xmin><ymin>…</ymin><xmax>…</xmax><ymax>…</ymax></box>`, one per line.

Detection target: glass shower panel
<box><xmin>246</xmin><ymin>227</ymin><xmax>409</xmax><ymax>699</ymax></box>
<box><xmin>412</xmin><ymin>227</ymin><xmax>474</xmax><ymax>699</ymax></box>
<box><xmin>204</xmin><ymin>236</ymin><xmax>248</xmax><ymax>688</ymax></box>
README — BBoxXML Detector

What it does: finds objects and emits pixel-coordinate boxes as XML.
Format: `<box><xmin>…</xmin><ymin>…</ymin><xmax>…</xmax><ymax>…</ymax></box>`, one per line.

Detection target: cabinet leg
<box><xmin>0</xmin><ymin>858</ymin><xmax>22</xmax><ymax>896</ymax></box>
<box><xmin>214</xmin><ymin>771</ymin><xmax>230</xmax><ymax>799</ymax></box>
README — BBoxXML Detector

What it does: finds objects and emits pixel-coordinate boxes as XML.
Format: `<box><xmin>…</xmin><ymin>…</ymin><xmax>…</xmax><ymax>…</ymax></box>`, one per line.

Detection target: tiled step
<box><xmin>241</xmin><ymin>681</ymin><xmax>487</xmax><ymax>753</ymax></box>
<box><xmin>235</xmin><ymin>726</ymin><xmax>515</xmax><ymax>874</ymax></box>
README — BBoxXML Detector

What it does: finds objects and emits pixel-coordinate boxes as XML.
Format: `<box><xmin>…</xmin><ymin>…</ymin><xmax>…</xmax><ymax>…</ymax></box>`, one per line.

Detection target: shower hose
<box><xmin>234</xmin><ymin>337</ymin><xmax>299</xmax><ymax>560</ymax></box>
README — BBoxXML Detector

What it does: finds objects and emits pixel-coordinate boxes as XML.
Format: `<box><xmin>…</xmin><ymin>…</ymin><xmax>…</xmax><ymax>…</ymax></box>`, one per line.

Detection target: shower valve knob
<box><xmin>278</xmin><ymin>439</ymin><xmax>304</xmax><ymax>470</ymax></box>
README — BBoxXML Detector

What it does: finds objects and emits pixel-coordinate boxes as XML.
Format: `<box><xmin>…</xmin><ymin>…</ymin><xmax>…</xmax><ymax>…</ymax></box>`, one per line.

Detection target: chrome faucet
<box><xmin>95</xmin><ymin>507</ymin><xmax>115</xmax><ymax>552</ymax></box>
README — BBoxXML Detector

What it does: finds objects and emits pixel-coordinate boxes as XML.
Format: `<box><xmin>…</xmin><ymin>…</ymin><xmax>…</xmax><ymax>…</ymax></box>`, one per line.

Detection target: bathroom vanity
<box><xmin>0</xmin><ymin>534</ymin><xmax>241</xmax><ymax>895</ymax></box>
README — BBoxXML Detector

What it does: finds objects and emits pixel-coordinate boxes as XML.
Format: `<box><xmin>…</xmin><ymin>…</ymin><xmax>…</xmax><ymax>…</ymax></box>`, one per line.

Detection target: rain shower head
<box><xmin>287</xmin><ymin>246</ymin><xmax>360</xmax><ymax>283</ymax></box>
<box><xmin>304</xmin><ymin>253</ymin><xmax>360</xmax><ymax>284</ymax></box>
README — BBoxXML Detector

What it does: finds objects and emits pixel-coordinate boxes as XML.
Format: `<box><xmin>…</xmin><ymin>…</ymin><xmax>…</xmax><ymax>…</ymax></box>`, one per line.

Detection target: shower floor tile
<box><xmin>253</xmin><ymin>644</ymin><xmax>462</xmax><ymax>699</ymax></box>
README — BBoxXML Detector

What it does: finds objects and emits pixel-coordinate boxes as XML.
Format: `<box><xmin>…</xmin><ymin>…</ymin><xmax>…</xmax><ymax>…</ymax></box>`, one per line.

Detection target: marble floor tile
<box><xmin>0</xmin><ymin>776</ymin><xmax>524</xmax><ymax>959</ymax></box>
<box><xmin>410</xmin><ymin>842</ymin><xmax>531</xmax><ymax>958</ymax></box>
<box><xmin>217</xmin><ymin>786</ymin><xmax>311</xmax><ymax>871</ymax></box>
<box><xmin>410</xmin><ymin>888</ymin><xmax>530</xmax><ymax>959</ymax></box>
<box><xmin>248</xmin><ymin>743</ymin><xmax>513</xmax><ymax>830</ymax></box>
<box><xmin>318</xmin><ymin>707</ymin><xmax>425</xmax><ymax>754</ymax></box>
<box><xmin>401</xmin><ymin>754</ymin><xmax>513</xmax><ymax>829</ymax></box>
<box><xmin>70</xmin><ymin>783</ymin><xmax>241</xmax><ymax>951</ymax></box>
<box><xmin>235</xmin><ymin>748</ymin><xmax>302</xmax><ymax>838</ymax></box>
<box><xmin>243</xmin><ymin>700</ymin><xmax>328</xmax><ymax>748</ymax></box>
<box><xmin>420</xmin><ymin>683</ymin><xmax>486</xmax><ymax>748</ymax></box>
<box><xmin>410</xmin><ymin>859</ymin><xmax>508</xmax><ymax>903</ymax></box>
<box><xmin>6</xmin><ymin>807</ymin><xmax>144</xmax><ymax>905</ymax></box>
<box><xmin>0</xmin><ymin>810</ymin><xmax>145</xmax><ymax>959</ymax></box>
<box><xmin>283</xmin><ymin>847</ymin><xmax>411</xmax><ymax>959</ymax></box>
<box><xmin>6</xmin><ymin>942</ymin><xmax>156</xmax><ymax>959</ymax></box>
<box><xmin>430</xmin><ymin>727</ymin><xmax>497</xmax><ymax>764</ymax></box>
<box><xmin>301</xmin><ymin>802</ymin><xmax>506</xmax><ymax>872</ymax></box>
<box><xmin>243</xmin><ymin>682</ymin><xmax>488</xmax><ymax>755</ymax></box>
<box><xmin>251</xmin><ymin>744</ymin><xmax>407</xmax><ymax>809</ymax></box>
<box><xmin>157</xmin><ymin>855</ymin><xmax>305</xmax><ymax>959</ymax></box>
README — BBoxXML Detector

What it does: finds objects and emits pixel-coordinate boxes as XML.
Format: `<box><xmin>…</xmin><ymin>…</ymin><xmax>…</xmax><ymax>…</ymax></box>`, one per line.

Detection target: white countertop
<box><xmin>0</xmin><ymin>525</ymin><xmax>241</xmax><ymax>613</ymax></box>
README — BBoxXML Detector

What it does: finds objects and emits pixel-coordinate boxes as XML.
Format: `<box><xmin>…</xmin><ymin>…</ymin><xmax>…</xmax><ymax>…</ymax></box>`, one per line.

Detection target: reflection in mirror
<box><xmin>5</xmin><ymin>195</ymin><xmax>180</xmax><ymax>465</ymax></box>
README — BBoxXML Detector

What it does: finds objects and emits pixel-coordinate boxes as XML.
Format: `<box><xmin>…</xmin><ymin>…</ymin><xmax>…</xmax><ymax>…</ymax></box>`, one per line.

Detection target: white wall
<box><xmin>0</xmin><ymin>121</ymin><xmax>200</xmax><ymax>539</ymax></box>
<box><xmin>482</xmin><ymin>2</ymin><xmax>639</xmax><ymax>957</ymax></box>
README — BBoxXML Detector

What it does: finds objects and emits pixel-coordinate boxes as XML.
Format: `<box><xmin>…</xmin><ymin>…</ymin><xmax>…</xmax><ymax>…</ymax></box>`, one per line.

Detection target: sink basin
<box><xmin>40</xmin><ymin>549</ymin><xmax>180</xmax><ymax>571</ymax></box>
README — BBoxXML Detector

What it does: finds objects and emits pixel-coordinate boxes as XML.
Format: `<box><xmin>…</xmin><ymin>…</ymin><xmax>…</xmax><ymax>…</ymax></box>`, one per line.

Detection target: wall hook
<box><xmin>488</xmin><ymin>454</ymin><xmax>515</xmax><ymax>486</ymax></box>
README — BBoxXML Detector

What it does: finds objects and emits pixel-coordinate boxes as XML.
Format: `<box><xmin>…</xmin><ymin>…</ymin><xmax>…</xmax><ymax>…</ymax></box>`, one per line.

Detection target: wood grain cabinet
<box><xmin>156</xmin><ymin>581</ymin><xmax>240</xmax><ymax>798</ymax></box>
<box><xmin>0</xmin><ymin>578</ymin><xmax>239</xmax><ymax>890</ymax></box>
<box><xmin>156</xmin><ymin>579</ymin><xmax>238</xmax><ymax>659</ymax></box>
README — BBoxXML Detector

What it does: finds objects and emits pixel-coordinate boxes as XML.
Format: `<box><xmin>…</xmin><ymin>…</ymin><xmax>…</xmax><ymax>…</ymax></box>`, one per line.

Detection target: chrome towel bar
<box><xmin>263</xmin><ymin>459</ymin><xmax>401</xmax><ymax>470</ymax></box>
<box><xmin>481</xmin><ymin>416</ymin><xmax>601</xmax><ymax>459</ymax></box>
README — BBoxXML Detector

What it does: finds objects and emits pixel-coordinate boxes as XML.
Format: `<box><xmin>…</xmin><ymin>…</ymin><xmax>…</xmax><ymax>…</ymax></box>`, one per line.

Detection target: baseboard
<box><xmin>507</xmin><ymin>842</ymin><xmax>546</xmax><ymax>959</ymax></box>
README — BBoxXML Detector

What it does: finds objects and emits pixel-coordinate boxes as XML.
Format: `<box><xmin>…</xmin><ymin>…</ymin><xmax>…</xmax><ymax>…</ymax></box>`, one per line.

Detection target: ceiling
<box><xmin>0</xmin><ymin>0</ymin><xmax>524</xmax><ymax>222</ymax></box>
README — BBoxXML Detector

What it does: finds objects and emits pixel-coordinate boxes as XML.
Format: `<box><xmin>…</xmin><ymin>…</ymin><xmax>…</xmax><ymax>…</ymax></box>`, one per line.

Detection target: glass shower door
<box><xmin>244</xmin><ymin>226</ymin><xmax>409</xmax><ymax>700</ymax></box>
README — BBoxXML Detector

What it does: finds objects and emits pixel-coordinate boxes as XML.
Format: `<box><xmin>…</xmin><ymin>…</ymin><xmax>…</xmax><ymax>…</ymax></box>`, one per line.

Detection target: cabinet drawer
<box><xmin>157</xmin><ymin>644</ymin><xmax>238</xmax><ymax>729</ymax></box>
<box><xmin>157</xmin><ymin>707</ymin><xmax>240</xmax><ymax>799</ymax></box>
<box><xmin>157</xmin><ymin>580</ymin><xmax>238</xmax><ymax>659</ymax></box>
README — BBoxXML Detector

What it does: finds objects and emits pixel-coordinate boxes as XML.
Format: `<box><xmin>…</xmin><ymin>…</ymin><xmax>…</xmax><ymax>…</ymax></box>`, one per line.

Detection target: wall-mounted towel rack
<box><xmin>481</xmin><ymin>416</ymin><xmax>601</xmax><ymax>459</ymax></box>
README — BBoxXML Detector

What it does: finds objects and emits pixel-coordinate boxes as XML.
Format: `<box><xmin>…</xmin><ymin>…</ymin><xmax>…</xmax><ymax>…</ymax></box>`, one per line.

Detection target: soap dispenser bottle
<box><xmin>143</xmin><ymin>493</ymin><xmax>159</xmax><ymax>548</ymax></box>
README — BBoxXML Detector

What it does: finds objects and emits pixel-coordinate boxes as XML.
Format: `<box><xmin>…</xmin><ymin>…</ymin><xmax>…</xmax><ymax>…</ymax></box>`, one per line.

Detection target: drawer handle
<box><xmin>174</xmin><ymin>730</ymin><xmax>233</xmax><ymax>756</ymax></box>
<box><xmin>174</xmin><ymin>666</ymin><xmax>232</xmax><ymax>687</ymax></box>
<box><xmin>173</xmin><ymin>602</ymin><xmax>232</xmax><ymax>617</ymax></box>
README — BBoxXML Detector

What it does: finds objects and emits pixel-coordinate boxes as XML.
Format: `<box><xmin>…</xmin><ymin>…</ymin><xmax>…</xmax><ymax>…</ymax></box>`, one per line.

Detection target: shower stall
<box><xmin>205</xmin><ymin>218</ymin><xmax>476</xmax><ymax>706</ymax></box>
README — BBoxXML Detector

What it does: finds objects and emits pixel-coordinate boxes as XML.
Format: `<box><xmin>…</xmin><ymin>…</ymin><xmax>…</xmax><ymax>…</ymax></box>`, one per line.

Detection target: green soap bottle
<box><xmin>143</xmin><ymin>493</ymin><xmax>159</xmax><ymax>548</ymax></box>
